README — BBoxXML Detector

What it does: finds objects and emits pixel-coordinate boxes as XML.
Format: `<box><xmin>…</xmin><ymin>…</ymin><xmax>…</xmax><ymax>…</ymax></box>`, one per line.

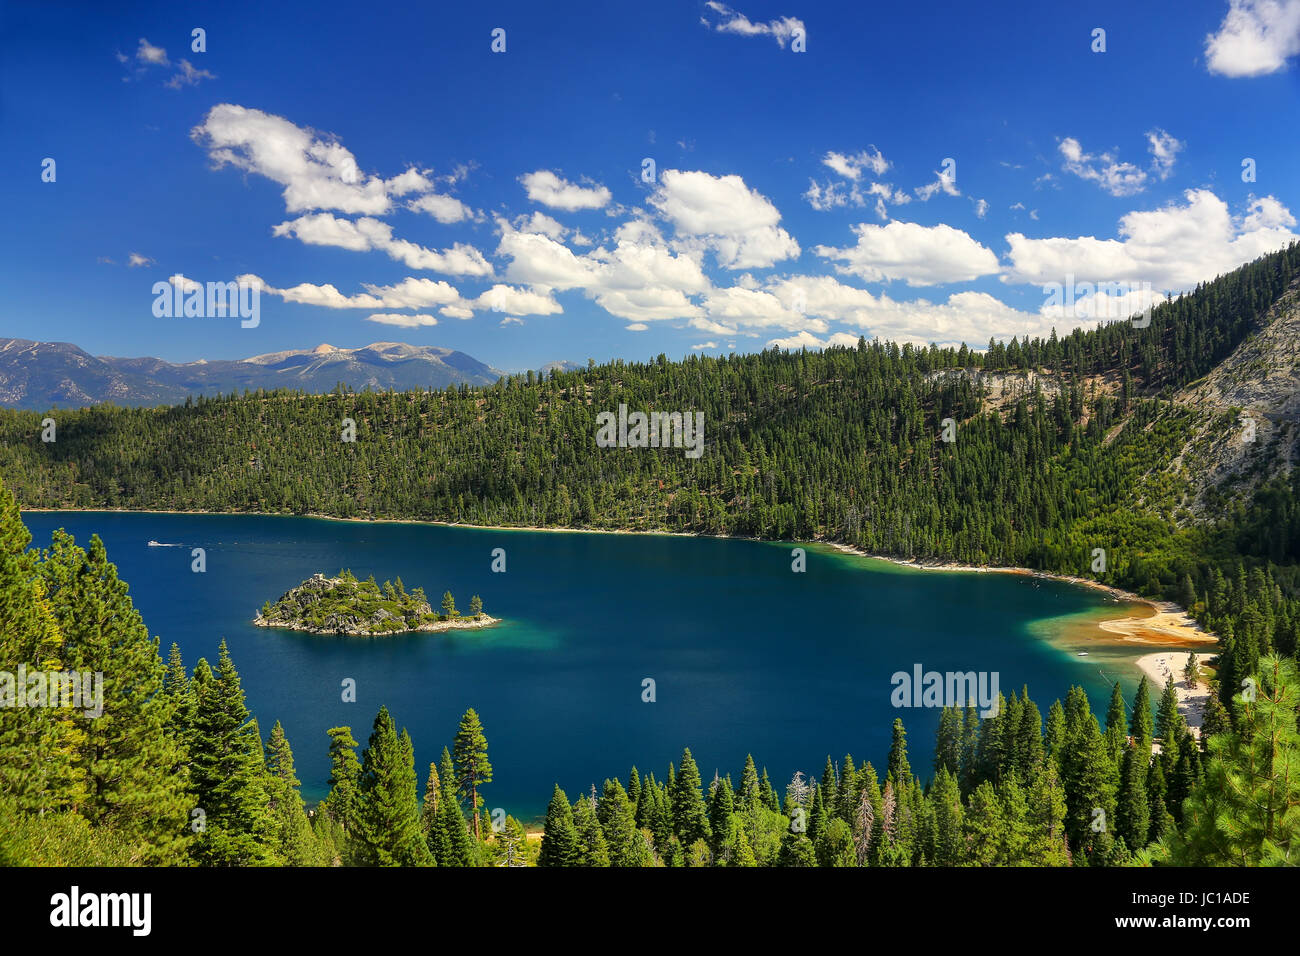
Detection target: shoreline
<box><xmin>825</xmin><ymin>541</ymin><xmax>1219</xmax><ymax>651</ymax></box>
<box><xmin>23</xmin><ymin>504</ymin><xmax>1220</xmax><ymax>653</ymax></box>
<box><xmin>251</xmin><ymin>613</ymin><xmax>501</xmax><ymax>637</ymax></box>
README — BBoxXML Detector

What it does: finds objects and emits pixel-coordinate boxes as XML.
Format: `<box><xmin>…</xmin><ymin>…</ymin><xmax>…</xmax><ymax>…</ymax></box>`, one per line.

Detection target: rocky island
<box><xmin>254</xmin><ymin>570</ymin><xmax>498</xmax><ymax>636</ymax></box>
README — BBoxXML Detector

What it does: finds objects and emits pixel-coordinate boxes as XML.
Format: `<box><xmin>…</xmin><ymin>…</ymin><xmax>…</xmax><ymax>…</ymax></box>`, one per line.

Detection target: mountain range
<box><xmin>0</xmin><ymin>340</ymin><xmax>508</xmax><ymax>410</ymax></box>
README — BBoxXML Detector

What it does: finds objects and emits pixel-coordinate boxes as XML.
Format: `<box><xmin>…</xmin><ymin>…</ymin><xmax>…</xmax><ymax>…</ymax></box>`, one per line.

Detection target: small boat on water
<box><xmin>1077</xmin><ymin>651</ymin><xmax>1089</xmax><ymax>656</ymax></box>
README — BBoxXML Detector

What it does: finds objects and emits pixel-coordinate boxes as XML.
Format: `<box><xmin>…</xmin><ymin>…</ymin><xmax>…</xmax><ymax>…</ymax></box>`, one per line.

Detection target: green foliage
<box><xmin>452</xmin><ymin>707</ymin><xmax>492</xmax><ymax>840</ymax></box>
<box><xmin>258</xmin><ymin>571</ymin><xmax>472</xmax><ymax>635</ymax></box>
<box><xmin>355</xmin><ymin>708</ymin><xmax>434</xmax><ymax>866</ymax></box>
<box><xmin>1156</xmin><ymin>656</ymin><xmax>1300</xmax><ymax>865</ymax></box>
<box><xmin>3</xmin><ymin>246</ymin><xmax>1300</xmax><ymax>867</ymax></box>
<box><xmin>187</xmin><ymin>645</ymin><xmax>276</xmax><ymax>865</ymax></box>
<box><xmin>265</xmin><ymin>720</ymin><xmax>326</xmax><ymax>865</ymax></box>
<box><xmin>538</xmin><ymin>784</ymin><xmax>578</xmax><ymax>867</ymax></box>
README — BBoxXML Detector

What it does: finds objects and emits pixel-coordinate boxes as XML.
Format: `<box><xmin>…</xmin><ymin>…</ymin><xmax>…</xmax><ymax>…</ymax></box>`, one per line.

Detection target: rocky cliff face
<box><xmin>1172</xmin><ymin>274</ymin><xmax>1300</xmax><ymax>517</ymax></box>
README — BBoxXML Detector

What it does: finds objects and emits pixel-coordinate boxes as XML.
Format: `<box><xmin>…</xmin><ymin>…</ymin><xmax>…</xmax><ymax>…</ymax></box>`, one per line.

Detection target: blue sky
<box><xmin>3</xmin><ymin>0</ymin><xmax>1299</xmax><ymax>370</ymax></box>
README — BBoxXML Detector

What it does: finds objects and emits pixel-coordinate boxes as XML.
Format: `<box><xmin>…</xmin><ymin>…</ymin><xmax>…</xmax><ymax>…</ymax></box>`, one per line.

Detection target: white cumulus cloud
<box><xmin>520</xmin><ymin>170</ymin><xmax>611</xmax><ymax>210</ymax></box>
<box><xmin>651</xmin><ymin>169</ymin><xmax>799</xmax><ymax>269</ymax></box>
<box><xmin>1003</xmin><ymin>188</ymin><xmax>1299</xmax><ymax>290</ymax></box>
<box><xmin>815</xmin><ymin>220</ymin><xmax>1000</xmax><ymax>286</ymax></box>
<box><xmin>1206</xmin><ymin>0</ymin><xmax>1300</xmax><ymax>76</ymax></box>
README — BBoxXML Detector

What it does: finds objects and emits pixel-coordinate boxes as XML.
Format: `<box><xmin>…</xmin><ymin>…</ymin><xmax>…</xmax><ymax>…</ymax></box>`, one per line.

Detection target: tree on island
<box><xmin>469</xmin><ymin>594</ymin><xmax>483</xmax><ymax>619</ymax></box>
<box><xmin>441</xmin><ymin>591</ymin><xmax>457</xmax><ymax>619</ymax></box>
<box><xmin>1183</xmin><ymin>653</ymin><xmax>1198</xmax><ymax>687</ymax></box>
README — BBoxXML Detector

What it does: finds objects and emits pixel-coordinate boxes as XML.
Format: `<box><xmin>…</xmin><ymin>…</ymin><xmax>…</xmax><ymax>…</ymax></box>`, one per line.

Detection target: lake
<box><xmin>20</xmin><ymin>511</ymin><xmax>1153</xmax><ymax>821</ymax></box>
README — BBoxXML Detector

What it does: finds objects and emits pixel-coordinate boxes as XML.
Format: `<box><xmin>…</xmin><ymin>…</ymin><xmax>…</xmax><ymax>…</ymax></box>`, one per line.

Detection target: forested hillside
<box><xmin>2</xmin><ymin>245</ymin><xmax>1299</xmax><ymax>712</ymax></box>
<box><xmin>3</xmin><ymin>247</ymin><xmax>1300</xmax><ymax>866</ymax></box>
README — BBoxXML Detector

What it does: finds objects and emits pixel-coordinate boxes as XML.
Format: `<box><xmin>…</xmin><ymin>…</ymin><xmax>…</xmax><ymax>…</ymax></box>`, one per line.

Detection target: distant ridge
<box><xmin>0</xmin><ymin>338</ymin><xmax>504</xmax><ymax>411</ymax></box>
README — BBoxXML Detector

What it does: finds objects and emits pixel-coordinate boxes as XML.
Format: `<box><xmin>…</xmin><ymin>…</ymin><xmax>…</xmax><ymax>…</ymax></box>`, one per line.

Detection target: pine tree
<box><xmin>1158</xmin><ymin>656</ymin><xmax>1300</xmax><ymax>864</ymax></box>
<box><xmin>671</xmin><ymin>748</ymin><xmax>711</xmax><ymax>848</ymax></box>
<box><xmin>187</xmin><ymin>643</ymin><xmax>275</xmax><ymax>866</ymax></box>
<box><xmin>928</xmin><ymin>767</ymin><xmax>964</xmax><ymax>866</ymax></box>
<box><xmin>493</xmin><ymin>814</ymin><xmax>529</xmax><ymax>867</ymax></box>
<box><xmin>571</xmin><ymin>795</ymin><xmax>610</xmax><ymax>866</ymax></box>
<box><xmin>419</xmin><ymin>761</ymin><xmax>440</xmax><ymax>843</ymax></box>
<box><xmin>1025</xmin><ymin>763</ymin><xmax>1070</xmax><ymax>865</ymax></box>
<box><xmin>452</xmin><ymin>708</ymin><xmax>492</xmax><ymax>839</ymax></box>
<box><xmin>324</xmin><ymin>725</ymin><xmax>363</xmax><ymax>849</ymax></box>
<box><xmin>777</xmin><ymin>826</ymin><xmax>816</xmax><ymax>866</ymax></box>
<box><xmin>959</xmin><ymin>706</ymin><xmax>981</xmax><ymax>793</ymax></box>
<box><xmin>934</xmin><ymin>707</ymin><xmax>962</xmax><ymax>777</ymax></box>
<box><xmin>0</xmin><ymin>489</ymin><xmax>77</xmax><ymax>822</ymax></box>
<box><xmin>1157</xmin><ymin>674</ymin><xmax>1183</xmax><ymax>750</ymax></box>
<box><xmin>760</xmin><ymin>767</ymin><xmax>779</xmax><ymax>812</ymax></box>
<box><xmin>1131</xmin><ymin>676</ymin><xmax>1155</xmax><ymax>748</ymax></box>
<box><xmin>264</xmin><ymin>720</ymin><xmax>321</xmax><ymax>865</ymax></box>
<box><xmin>434</xmin><ymin>747</ymin><xmax>477</xmax><ymax>866</ymax></box>
<box><xmin>963</xmin><ymin>781</ymin><xmax>1004</xmax><ymax>866</ymax></box>
<box><xmin>38</xmin><ymin>530</ymin><xmax>190</xmax><ymax>863</ymax></box>
<box><xmin>733</xmin><ymin>755</ymin><xmax>758</xmax><ymax>813</ymax></box>
<box><xmin>626</xmin><ymin>766</ymin><xmax>642</xmax><ymax>820</ymax></box>
<box><xmin>836</xmin><ymin>753</ymin><xmax>859</xmax><ymax>822</ymax></box>
<box><xmin>819</xmin><ymin>756</ymin><xmax>838</xmax><ymax>814</ymax></box>
<box><xmin>815</xmin><ymin>818</ymin><xmax>856</xmax><ymax>867</ymax></box>
<box><xmin>1200</xmin><ymin>691</ymin><xmax>1231</xmax><ymax>743</ymax></box>
<box><xmin>1015</xmin><ymin>693</ymin><xmax>1044</xmax><ymax>778</ymax></box>
<box><xmin>1146</xmin><ymin>754</ymin><xmax>1174</xmax><ymax>842</ymax></box>
<box><xmin>538</xmin><ymin>784</ymin><xmax>579</xmax><ymax>867</ymax></box>
<box><xmin>1063</xmin><ymin>712</ymin><xmax>1118</xmax><ymax>859</ymax></box>
<box><xmin>808</xmin><ymin>784</ymin><xmax>827</xmax><ymax>844</ymax></box>
<box><xmin>1115</xmin><ymin>745</ymin><xmax>1149</xmax><ymax>851</ymax></box>
<box><xmin>356</xmin><ymin>708</ymin><xmax>433</xmax><ymax>866</ymax></box>
<box><xmin>1043</xmin><ymin>700</ymin><xmax>1067</xmax><ymax>775</ymax></box>
<box><xmin>707</xmin><ymin>775</ymin><xmax>736</xmax><ymax>857</ymax></box>
<box><xmin>600</xmin><ymin>779</ymin><xmax>650</xmax><ymax>866</ymax></box>
<box><xmin>887</xmin><ymin>717</ymin><xmax>911</xmax><ymax>786</ymax></box>
<box><xmin>1104</xmin><ymin>681</ymin><xmax>1128</xmax><ymax>757</ymax></box>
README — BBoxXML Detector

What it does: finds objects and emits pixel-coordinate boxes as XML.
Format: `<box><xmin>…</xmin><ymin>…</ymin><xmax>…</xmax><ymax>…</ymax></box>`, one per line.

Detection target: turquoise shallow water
<box><xmin>21</xmin><ymin>511</ymin><xmax>1146</xmax><ymax>820</ymax></box>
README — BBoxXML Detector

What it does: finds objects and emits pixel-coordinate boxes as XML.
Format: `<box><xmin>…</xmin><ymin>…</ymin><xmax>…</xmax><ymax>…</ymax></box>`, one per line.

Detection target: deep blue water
<box><xmin>21</xmin><ymin>511</ymin><xmax>1141</xmax><ymax>820</ymax></box>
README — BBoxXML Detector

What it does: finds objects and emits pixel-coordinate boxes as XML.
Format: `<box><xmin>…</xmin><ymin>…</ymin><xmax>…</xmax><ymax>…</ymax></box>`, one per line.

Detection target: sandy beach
<box><xmin>1134</xmin><ymin>650</ymin><xmax>1212</xmax><ymax>736</ymax></box>
<box><xmin>1096</xmin><ymin>602</ymin><xmax>1218</xmax><ymax>648</ymax></box>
